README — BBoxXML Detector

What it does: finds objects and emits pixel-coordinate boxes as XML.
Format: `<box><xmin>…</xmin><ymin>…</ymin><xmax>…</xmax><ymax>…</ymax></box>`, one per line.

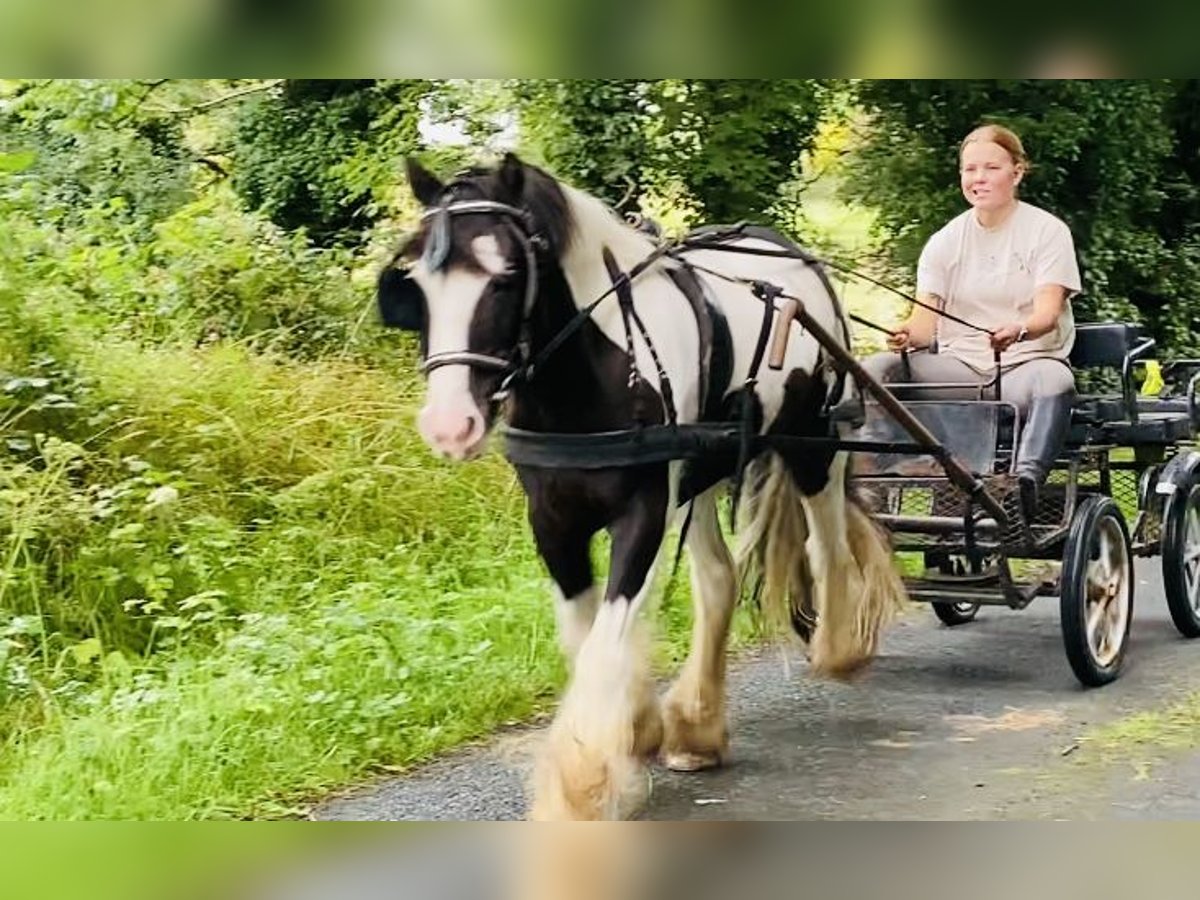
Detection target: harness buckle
<box><xmin>751</xmin><ymin>280</ymin><xmax>784</xmax><ymax>303</ymax></box>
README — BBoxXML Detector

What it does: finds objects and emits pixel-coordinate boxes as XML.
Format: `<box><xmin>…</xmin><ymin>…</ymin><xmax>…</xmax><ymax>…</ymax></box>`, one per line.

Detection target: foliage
<box><xmin>845</xmin><ymin>80</ymin><xmax>1200</xmax><ymax>354</ymax></box>
<box><xmin>0</xmin><ymin>80</ymin><xmax>197</xmax><ymax>234</ymax></box>
<box><xmin>513</xmin><ymin>80</ymin><xmax>661</xmax><ymax>209</ymax></box>
<box><xmin>652</xmin><ymin>79</ymin><xmax>824</xmax><ymax>225</ymax></box>
<box><xmin>231</xmin><ymin>80</ymin><xmax>430</xmax><ymax>248</ymax></box>
<box><xmin>2</xmin><ymin>139</ymin><xmax>377</xmax><ymax>358</ymax></box>
<box><xmin>514</xmin><ymin>79</ymin><xmax>828</xmax><ymax>228</ymax></box>
<box><xmin>139</xmin><ymin>187</ymin><xmax>371</xmax><ymax>356</ymax></box>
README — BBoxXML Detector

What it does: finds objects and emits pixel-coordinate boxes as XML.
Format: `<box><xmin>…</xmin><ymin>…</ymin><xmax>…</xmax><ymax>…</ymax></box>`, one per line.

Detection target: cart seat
<box><xmin>1068</xmin><ymin>322</ymin><xmax>1149</xmax><ymax>369</ymax></box>
<box><xmin>1066</xmin><ymin>321</ymin><xmax>1163</xmax><ymax>444</ymax></box>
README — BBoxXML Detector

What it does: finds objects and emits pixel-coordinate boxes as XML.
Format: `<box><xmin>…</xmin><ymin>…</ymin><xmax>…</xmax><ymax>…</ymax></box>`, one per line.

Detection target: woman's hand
<box><xmin>990</xmin><ymin>322</ymin><xmax>1026</xmax><ymax>352</ymax></box>
<box><xmin>887</xmin><ymin>324</ymin><xmax>914</xmax><ymax>352</ymax></box>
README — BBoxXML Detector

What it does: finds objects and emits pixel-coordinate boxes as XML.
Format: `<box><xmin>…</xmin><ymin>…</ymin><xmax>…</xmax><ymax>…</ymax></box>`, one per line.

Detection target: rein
<box><xmin>409</xmin><ymin>195</ymin><xmax>996</xmax><ymax>396</ymax></box>
<box><xmin>676</xmin><ymin>227</ymin><xmax>996</xmax><ymax>338</ymax></box>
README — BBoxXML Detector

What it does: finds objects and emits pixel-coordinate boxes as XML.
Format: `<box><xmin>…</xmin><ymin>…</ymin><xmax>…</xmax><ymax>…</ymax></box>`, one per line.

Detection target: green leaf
<box><xmin>71</xmin><ymin>638</ymin><xmax>103</xmax><ymax>666</ymax></box>
<box><xmin>0</xmin><ymin>150</ymin><xmax>36</xmax><ymax>174</ymax></box>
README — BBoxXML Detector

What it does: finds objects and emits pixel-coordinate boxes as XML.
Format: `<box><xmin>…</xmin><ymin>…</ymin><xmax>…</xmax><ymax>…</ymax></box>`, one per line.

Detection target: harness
<box><xmin>413</xmin><ymin>195</ymin><xmax>851</xmax><ymax>464</ymax></box>
<box><xmin>408</xmin><ymin>197</ymin><xmax>1009</xmax><ymax>525</ymax></box>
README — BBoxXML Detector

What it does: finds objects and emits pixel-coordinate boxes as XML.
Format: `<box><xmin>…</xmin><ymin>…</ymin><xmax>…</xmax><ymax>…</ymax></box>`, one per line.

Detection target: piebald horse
<box><xmin>378</xmin><ymin>153</ymin><xmax>905</xmax><ymax>820</ymax></box>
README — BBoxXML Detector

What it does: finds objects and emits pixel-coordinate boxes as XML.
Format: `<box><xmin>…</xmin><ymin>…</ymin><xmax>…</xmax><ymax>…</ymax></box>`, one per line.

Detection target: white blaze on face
<box><xmin>415</xmin><ymin>235</ymin><xmax>511</xmax><ymax>460</ymax></box>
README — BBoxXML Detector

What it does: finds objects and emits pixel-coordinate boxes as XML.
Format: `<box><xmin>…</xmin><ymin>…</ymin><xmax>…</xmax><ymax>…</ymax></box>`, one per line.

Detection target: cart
<box><xmin>849</xmin><ymin>323</ymin><xmax>1200</xmax><ymax>686</ymax></box>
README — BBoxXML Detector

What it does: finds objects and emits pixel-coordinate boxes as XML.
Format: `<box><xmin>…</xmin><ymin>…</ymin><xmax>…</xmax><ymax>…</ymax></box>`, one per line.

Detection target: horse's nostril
<box><xmin>463</xmin><ymin>412</ymin><xmax>485</xmax><ymax>446</ymax></box>
<box><xmin>419</xmin><ymin>404</ymin><xmax>486</xmax><ymax>454</ymax></box>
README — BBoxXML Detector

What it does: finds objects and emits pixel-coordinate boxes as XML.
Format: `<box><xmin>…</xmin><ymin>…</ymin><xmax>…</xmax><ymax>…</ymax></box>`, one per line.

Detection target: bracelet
<box><xmin>1016</xmin><ymin>325</ymin><xmax>1029</xmax><ymax>343</ymax></box>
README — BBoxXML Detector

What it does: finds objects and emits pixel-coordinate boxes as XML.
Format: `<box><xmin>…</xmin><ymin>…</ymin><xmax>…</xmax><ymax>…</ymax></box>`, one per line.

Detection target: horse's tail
<box><xmin>735</xmin><ymin>454</ymin><xmax>816</xmax><ymax>639</ymax></box>
<box><xmin>735</xmin><ymin>452</ymin><xmax>906</xmax><ymax>676</ymax></box>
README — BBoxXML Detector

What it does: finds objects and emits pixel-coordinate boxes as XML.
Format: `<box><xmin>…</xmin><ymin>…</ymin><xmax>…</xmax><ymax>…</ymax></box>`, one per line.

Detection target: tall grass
<box><xmin>0</xmin><ymin>330</ymin><xmax>735</xmax><ymax>818</ymax></box>
<box><xmin>0</xmin><ymin>332</ymin><xmax>557</xmax><ymax>815</ymax></box>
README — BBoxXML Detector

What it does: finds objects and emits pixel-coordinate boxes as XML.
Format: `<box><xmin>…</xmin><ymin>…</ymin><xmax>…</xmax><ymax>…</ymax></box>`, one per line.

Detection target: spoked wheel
<box><xmin>1060</xmin><ymin>495</ymin><xmax>1134</xmax><ymax>687</ymax></box>
<box><xmin>1163</xmin><ymin>481</ymin><xmax>1200</xmax><ymax>637</ymax></box>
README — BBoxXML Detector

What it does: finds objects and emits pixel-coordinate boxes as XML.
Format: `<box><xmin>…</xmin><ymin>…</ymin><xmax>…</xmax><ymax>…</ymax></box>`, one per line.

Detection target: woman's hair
<box><xmin>959</xmin><ymin>124</ymin><xmax>1029</xmax><ymax>169</ymax></box>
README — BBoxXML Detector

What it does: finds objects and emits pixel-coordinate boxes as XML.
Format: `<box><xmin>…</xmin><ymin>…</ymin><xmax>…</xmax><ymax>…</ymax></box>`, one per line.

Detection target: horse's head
<box><xmin>378</xmin><ymin>153</ymin><xmax>571</xmax><ymax>460</ymax></box>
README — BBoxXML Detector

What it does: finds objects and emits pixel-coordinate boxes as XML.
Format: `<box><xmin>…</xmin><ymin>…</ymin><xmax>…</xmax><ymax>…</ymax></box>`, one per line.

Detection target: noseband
<box><xmin>417</xmin><ymin>198</ymin><xmax>543</xmax><ymax>387</ymax></box>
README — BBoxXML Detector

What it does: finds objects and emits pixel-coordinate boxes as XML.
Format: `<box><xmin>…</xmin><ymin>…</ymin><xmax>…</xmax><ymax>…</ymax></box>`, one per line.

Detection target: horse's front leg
<box><xmin>529</xmin><ymin>516</ymin><xmax>598</xmax><ymax>667</ymax></box>
<box><xmin>661</xmin><ymin>487</ymin><xmax>734</xmax><ymax>771</ymax></box>
<box><xmin>530</xmin><ymin>470</ymin><xmax>668</xmax><ymax>821</ymax></box>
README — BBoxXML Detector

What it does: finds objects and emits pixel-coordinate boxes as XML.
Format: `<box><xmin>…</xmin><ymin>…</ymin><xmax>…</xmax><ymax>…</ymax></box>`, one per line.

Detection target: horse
<box><xmin>377</xmin><ymin>152</ymin><xmax>906</xmax><ymax>820</ymax></box>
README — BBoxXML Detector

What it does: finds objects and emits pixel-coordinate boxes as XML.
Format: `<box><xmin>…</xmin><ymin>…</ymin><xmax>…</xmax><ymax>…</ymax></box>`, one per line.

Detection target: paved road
<box><xmin>315</xmin><ymin>559</ymin><xmax>1200</xmax><ymax>822</ymax></box>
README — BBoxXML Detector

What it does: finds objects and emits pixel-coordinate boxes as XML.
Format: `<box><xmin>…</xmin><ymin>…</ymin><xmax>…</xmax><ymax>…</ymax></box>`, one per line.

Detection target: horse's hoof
<box><xmin>662</xmin><ymin>749</ymin><xmax>724</xmax><ymax>772</ymax></box>
<box><xmin>810</xmin><ymin>653</ymin><xmax>873</xmax><ymax>682</ymax></box>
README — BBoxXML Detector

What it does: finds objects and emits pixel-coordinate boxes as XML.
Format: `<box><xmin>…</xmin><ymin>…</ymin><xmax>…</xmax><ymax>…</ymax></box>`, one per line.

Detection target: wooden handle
<box><xmin>767</xmin><ymin>299</ymin><xmax>799</xmax><ymax>370</ymax></box>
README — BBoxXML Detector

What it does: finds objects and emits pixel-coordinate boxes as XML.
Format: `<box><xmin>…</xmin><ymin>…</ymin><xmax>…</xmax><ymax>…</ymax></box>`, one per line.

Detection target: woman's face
<box><xmin>960</xmin><ymin>140</ymin><xmax>1023</xmax><ymax>213</ymax></box>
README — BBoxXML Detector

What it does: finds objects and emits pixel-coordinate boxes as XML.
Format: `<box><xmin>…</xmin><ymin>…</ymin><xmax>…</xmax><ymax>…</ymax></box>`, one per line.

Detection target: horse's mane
<box><xmin>487</xmin><ymin>158</ymin><xmax>656</xmax><ymax>267</ymax></box>
<box><xmin>412</xmin><ymin>157</ymin><xmax>656</xmax><ymax>275</ymax></box>
<box><xmin>554</xmin><ymin>180</ymin><xmax>656</xmax><ymax>267</ymax></box>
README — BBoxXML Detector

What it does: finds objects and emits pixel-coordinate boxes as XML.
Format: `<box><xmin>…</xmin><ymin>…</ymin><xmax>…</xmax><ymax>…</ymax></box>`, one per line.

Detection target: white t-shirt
<box><xmin>916</xmin><ymin>201</ymin><xmax>1082</xmax><ymax>373</ymax></box>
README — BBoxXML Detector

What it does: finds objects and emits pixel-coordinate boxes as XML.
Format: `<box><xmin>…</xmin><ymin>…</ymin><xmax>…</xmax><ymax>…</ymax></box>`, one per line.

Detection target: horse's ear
<box><xmin>406</xmin><ymin>157</ymin><xmax>444</xmax><ymax>207</ymax></box>
<box><xmin>498</xmin><ymin>152</ymin><xmax>525</xmax><ymax>202</ymax></box>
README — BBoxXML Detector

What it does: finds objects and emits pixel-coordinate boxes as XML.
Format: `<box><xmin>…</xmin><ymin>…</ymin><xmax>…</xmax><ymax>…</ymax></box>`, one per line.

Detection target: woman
<box><xmin>860</xmin><ymin>123</ymin><xmax>1082</xmax><ymax>517</ymax></box>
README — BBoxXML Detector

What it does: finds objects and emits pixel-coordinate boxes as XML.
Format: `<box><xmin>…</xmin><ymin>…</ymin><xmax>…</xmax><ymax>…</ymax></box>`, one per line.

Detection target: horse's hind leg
<box><xmin>801</xmin><ymin>453</ymin><xmax>905</xmax><ymax>677</ymax></box>
<box><xmin>661</xmin><ymin>487</ymin><xmax>733</xmax><ymax>771</ymax></box>
<box><xmin>530</xmin><ymin>483</ymin><xmax>666</xmax><ymax>821</ymax></box>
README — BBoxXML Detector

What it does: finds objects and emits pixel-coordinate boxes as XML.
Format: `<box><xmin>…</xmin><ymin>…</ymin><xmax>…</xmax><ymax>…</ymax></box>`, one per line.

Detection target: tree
<box><xmin>512</xmin><ymin>80</ymin><xmax>660</xmax><ymax>209</ymax></box>
<box><xmin>653</xmin><ymin>79</ymin><xmax>824</xmax><ymax>225</ymax></box>
<box><xmin>514</xmin><ymin>79</ymin><xmax>827</xmax><ymax>229</ymax></box>
<box><xmin>0</xmin><ymin>79</ymin><xmax>195</xmax><ymax>231</ymax></box>
<box><xmin>231</xmin><ymin>79</ymin><xmax>430</xmax><ymax>247</ymax></box>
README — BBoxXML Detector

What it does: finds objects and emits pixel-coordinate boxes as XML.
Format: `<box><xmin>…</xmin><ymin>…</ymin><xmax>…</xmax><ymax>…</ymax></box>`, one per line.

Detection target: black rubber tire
<box><xmin>1060</xmin><ymin>495</ymin><xmax>1134</xmax><ymax>687</ymax></box>
<box><xmin>932</xmin><ymin>600</ymin><xmax>981</xmax><ymax>626</ymax></box>
<box><xmin>1162</xmin><ymin>481</ymin><xmax>1200</xmax><ymax>638</ymax></box>
<box><xmin>927</xmin><ymin>554</ymin><xmax>984</xmax><ymax>626</ymax></box>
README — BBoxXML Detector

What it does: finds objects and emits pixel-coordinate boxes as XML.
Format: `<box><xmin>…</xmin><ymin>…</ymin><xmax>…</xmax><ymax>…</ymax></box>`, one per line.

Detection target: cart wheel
<box><xmin>932</xmin><ymin>600</ymin><xmax>981</xmax><ymax>626</ymax></box>
<box><xmin>1060</xmin><ymin>495</ymin><xmax>1134</xmax><ymax>687</ymax></box>
<box><xmin>927</xmin><ymin>555</ymin><xmax>983</xmax><ymax>626</ymax></box>
<box><xmin>1162</xmin><ymin>481</ymin><xmax>1200</xmax><ymax>638</ymax></box>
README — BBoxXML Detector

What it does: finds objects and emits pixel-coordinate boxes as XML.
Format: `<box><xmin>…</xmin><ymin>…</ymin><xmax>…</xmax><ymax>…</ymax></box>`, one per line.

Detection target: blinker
<box><xmin>423</xmin><ymin>208</ymin><xmax>452</xmax><ymax>272</ymax></box>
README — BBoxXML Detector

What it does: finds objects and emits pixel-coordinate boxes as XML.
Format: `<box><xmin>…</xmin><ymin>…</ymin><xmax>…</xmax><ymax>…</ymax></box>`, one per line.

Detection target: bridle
<box><xmin>415</xmin><ymin>197</ymin><xmax>545</xmax><ymax>383</ymax></box>
<box><xmin>409</xmin><ymin>193</ymin><xmax>670</xmax><ymax>408</ymax></box>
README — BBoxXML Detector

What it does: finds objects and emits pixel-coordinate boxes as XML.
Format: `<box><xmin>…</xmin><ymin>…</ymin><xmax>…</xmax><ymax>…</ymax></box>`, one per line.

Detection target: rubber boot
<box><xmin>1015</xmin><ymin>392</ymin><xmax>1075</xmax><ymax>522</ymax></box>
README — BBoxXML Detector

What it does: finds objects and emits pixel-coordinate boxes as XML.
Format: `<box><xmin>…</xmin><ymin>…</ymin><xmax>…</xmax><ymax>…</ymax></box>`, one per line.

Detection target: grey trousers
<box><xmin>858</xmin><ymin>350</ymin><xmax>1075</xmax><ymax>415</ymax></box>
